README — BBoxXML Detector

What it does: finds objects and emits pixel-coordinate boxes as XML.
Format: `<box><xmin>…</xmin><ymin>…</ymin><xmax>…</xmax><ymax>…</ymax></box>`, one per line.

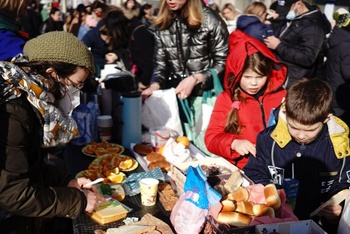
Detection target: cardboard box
<box><xmin>170</xmin><ymin>157</ymin><xmax>253</xmax><ymax>195</ymax></box>
<box><xmin>255</xmin><ymin>220</ymin><xmax>326</xmax><ymax>234</ymax></box>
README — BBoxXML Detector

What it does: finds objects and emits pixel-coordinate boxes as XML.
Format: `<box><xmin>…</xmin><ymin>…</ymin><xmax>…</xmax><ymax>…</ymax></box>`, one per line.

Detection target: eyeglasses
<box><xmin>66</xmin><ymin>77</ymin><xmax>84</xmax><ymax>90</ymax></box>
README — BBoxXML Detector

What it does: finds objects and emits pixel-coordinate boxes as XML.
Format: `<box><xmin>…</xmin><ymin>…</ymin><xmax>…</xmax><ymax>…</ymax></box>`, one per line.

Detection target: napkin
<box><xmin>124</xmin><ymin>168</ymin><xmax>164</xmax><ymax>196</ymax></box>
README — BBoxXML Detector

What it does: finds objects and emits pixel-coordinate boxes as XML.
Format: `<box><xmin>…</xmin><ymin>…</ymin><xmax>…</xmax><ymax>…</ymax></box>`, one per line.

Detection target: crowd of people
<box><xmin>0</xmin><ymin>0</ymin><xmax>350</xmax><ymax>233</ymax></box>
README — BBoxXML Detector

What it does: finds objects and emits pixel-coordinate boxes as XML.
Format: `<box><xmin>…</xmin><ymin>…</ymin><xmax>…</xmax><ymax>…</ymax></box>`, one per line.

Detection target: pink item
<box><xmin>231</xmin><ymin>101</ymin><xmax>240</xmax><ymax>110</ymax></box>
<box><xmin>246</xmin><ymin>184</ymin><xmax>266</xmax><ymax>204</ymax></box>
<box><xmin>85</xmin><ymin>15</ymin><xmax>98</xmax><ymax>28</ymax></box>
<box><xmin>250</xmin><ymin>189</ymin><xmax>298</xmax><ymax>225</ymax></box>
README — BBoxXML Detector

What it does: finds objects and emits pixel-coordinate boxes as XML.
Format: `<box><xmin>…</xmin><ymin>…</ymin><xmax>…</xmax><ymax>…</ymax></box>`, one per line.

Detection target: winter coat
<box><xmin>82</xmin><ymin>20</ymin><xmax>109</xmax><ymax>76</ymax></box>
<box><xmin>325</xmin><ymin>26</ymin><xmax>350</xmax><ymax>124</ymax></box>
<box><xmin>152</xmin><ymin>6</ymin><xmax>229</xmax><ymax>96</ymax></box>
<box><xmin>128</xmin><ymin>19</ymin><xmax>154</xmax><ymax>86</ymax></box>
<box><xmin>236</xmin><ymin>15</ymin><xmax>274</xmax><ymax>42</ymax></box>
<box><xmin>275</xmin><ymin>7</ymin><xmax>331</xmax><ymax>87</ymax></box>
<box><xmin>243</xmin><ymin>107</ymin><xmax>350</xmax><ymax>221</ymax></box>
<box><xmin>205</xmin><ymin>31</ymin><xmax>286</xmax><ymax>169</ymax></box>
<box><xmin>0</xmin><ymin>13</ymin><xmax>27</xmax><ymax>61</ymax></box>
<box><xmin>0</xmin><ymin>62</ymin><xmax>87</xmax><ymax>233</ymax></box>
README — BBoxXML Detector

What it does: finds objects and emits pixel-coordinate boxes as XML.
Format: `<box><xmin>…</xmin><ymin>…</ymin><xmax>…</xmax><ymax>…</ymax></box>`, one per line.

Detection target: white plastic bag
<box><xmin>142</xmin><ymin>88</ymin><xmax>183</xmax><ymax>136</ymax></box>
<box><xmin>338</xmin><ymin>195</ymin><xmax>350</xmax><ymax>234</ymax></box>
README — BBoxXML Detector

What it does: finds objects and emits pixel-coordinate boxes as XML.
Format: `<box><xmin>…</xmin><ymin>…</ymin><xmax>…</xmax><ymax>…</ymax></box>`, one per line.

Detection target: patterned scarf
<box><xmin>0</xmin><ymin>54</ymin><xmax>78</xmax><ymax>147</ymax></box>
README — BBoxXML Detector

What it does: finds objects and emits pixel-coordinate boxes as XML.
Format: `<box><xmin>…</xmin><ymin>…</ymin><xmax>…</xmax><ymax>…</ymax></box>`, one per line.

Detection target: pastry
<box><xmin>133</xmin><ymin>144</ymin><xmax>153</xmax><ymax>155</ymax></box>
<box><xmin>146</xmin><ymin>152</ymin><xmax>165</xmax><ymax>163</ymax></box>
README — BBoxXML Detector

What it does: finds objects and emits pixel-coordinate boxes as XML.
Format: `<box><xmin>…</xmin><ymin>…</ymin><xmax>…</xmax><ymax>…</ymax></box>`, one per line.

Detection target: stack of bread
<box><xmin>215</xmin><ymin>172</ymin><xmax>281</xmax><ymax>227</ymax></box>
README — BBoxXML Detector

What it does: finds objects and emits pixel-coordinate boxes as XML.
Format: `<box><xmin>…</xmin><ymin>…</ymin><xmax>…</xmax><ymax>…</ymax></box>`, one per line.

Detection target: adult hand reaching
<box><xmin>175</xmin><ymin>74</ymin><xmax>202</xmax><ymax>99</ymax></box>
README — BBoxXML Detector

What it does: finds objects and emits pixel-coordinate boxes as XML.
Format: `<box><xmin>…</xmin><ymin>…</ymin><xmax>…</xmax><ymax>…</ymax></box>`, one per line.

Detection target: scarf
<box><xmin>0</xmin><ymin>54</ymin><xmax>78</xmax><ymax>147</ymax></box>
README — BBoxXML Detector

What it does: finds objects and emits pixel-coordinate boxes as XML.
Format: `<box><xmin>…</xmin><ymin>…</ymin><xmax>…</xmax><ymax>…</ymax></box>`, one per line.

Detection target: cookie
<box><xmin>146</xmin><ymin>152</ymin><xmax>165</xmax><ymax>163</ymax></box>
<box><xmin>148</xmin><ymin>160</ymin><xmax>170</xmax><ymax>173</ymax></box>
<box><xmin>133</xmin><ymin>144</ymin><xmax>153</xmax><ymax>155</ymax></box>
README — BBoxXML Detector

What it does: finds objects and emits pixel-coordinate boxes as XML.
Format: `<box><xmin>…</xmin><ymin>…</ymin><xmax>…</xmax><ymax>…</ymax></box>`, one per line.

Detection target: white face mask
<box><xmin>286</xmin><ymin>5</ymin><xmax>298</xmax><ymax>20</ymax></box>
<box><xmin>58</xmin><ymin>85</ymin><xmax>81</xmax><ymax>116</ymax></box>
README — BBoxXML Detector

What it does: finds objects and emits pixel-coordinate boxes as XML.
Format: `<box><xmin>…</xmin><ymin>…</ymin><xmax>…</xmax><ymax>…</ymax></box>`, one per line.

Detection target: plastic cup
<box><xmin>97</xmin><ymin>115</ymin><xmax>113</xmax><ymax>141</ymax></box>
<box><xmin>139</xmin><ymin>178</ymin><xmax>159</xmax><ymax>206</ymax></box>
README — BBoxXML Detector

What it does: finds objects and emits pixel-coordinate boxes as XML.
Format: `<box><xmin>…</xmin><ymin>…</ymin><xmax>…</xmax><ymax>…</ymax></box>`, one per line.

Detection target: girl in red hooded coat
<box><xmin>204</xmin><ymin>30</ymin><xmax>287</xmax><ymax>169</ymax></box>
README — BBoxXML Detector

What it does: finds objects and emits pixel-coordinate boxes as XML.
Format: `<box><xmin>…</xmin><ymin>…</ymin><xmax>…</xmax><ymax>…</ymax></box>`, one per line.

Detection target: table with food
<box><xmin>63</xmin><ymin>126</ymin><xmax>340</xmax><ymax>234</ymax></box>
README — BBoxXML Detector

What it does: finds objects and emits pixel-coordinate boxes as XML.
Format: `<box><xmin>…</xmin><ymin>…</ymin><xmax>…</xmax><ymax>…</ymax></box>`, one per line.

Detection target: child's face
<box><xmin>240</xmin><ymin>68</ymin><xmax>267</xmax><ymax>95</ymax></box>
<box><xmin>286</xmin><ymin>117</ymin><xmax>324</xmax><ymax>144</ymax></box>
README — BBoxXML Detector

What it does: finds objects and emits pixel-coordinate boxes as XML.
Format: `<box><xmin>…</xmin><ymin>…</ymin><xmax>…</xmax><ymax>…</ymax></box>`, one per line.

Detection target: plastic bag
<box><xmin>71</xmin><ymin>101</ymin><xmax>100</xmax><ymax>145</ymax></box>
<box><xmin>142</xmin><ymin>88</ymin><xmax>183</xmax><ymax>136</ymax></box>
<box><xmin>170</xmin><ymin>166</ymin><xmax>221</xmax><ymax>233</ymax></box>
<box><xmin>179</xmin><ymin>69</ymin><xmax>223</xmax><ymax>157</ymax></box>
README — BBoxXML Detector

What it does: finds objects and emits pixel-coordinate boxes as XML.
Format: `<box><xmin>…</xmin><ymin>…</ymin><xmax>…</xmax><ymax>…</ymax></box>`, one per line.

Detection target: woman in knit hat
<box><xmin>0</xmin><ymin>31</ymin><xmax>100</xmax><ymax>233</ymax></box>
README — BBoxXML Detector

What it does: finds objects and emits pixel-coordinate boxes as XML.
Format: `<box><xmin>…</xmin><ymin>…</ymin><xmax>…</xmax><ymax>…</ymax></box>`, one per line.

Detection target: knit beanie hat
<box><xmin>24</xmin><ymin>31</ymin><xmax>94</xmax><ymax>73</ymax></box>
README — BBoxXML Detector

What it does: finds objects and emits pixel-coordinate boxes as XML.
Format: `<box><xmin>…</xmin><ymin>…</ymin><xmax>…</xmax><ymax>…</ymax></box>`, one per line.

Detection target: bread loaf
<box><xmin>221</xmin><ymin>200</ymin><xmax>236</xmax><ymax>212</ymax></box>
<box><xmin>226</xmin><ymin>187</ymin><xmax>249</xmax><ymax>202</ymax></box>
<box><xmin>224</xmin><ymin>171</ymin><xmax>243</xmax><ymax>193</ymax></box>
<box><xmin>264</xmin><ymin>184</ymin><xmax>281</xmax><ymax>210</ymax></box>
<box><xmin>235</xmin><ymin>200</ymin><xmax>254</xmax><ymax>216</ymax></box>
<box><xmin>253</xmin><ymin>204</ymin><xmax>275</xmax><ymax>218</ymax></box>
<box><xmin>216</xmin><ymin>212</ymin><xmax>252</xmax><ymax>227</ymax></box>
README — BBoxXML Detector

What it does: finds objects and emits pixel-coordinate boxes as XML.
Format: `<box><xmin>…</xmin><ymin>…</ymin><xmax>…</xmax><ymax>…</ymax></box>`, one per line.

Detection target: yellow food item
<box><xmin>158</xmin><ymin>144</ymin><xmax>166</xmax><ymax>155</ymax></box>
<box><xmin>119</xmin><ymin>158</ymin><xmax>133</xmax><ymax>170</ymax></box>
<box><xmin>176</xmin><ymin>136</ymin><xmax>190</xmax><ymax>148</ymax></box>
<box><xmin>108</xmin><ymin>173</ymin><xmax>125</xmax><ymax>183</ymax></box>
<box><xmin>105</xmin><ymin>167</ymin><xmax>120</xmax><ymax>177</ymax></box>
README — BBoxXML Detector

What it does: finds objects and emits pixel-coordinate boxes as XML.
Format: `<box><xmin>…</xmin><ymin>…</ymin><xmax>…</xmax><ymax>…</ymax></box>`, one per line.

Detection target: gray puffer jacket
<box><xmin>152</xmin><ymin>6</ymin><xmax>229</xmax><ymax>96</ymax></box>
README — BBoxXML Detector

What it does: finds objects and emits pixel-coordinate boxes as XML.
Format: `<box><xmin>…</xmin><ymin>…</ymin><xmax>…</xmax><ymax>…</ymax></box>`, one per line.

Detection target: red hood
<box><xmin>224</xmin><ymin>30</ymin><xmax>287</xmax><ymax>92</ymax></box>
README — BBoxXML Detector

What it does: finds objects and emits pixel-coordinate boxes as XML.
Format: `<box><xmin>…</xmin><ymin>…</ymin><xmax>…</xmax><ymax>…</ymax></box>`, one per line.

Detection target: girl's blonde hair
<box><xmin>0</xmin><ymin>0</ymin><xmax>25</xmax><ymax>18</ymax></box>
<box><xmin>225</xmin><ymin>52</ymin><xmax>274</xmax><ymax>134</ymax></box>
<box><xmin>153</xmin><ymin>0</ymin><xmax>203</xmax><ymax>30</ymax></box>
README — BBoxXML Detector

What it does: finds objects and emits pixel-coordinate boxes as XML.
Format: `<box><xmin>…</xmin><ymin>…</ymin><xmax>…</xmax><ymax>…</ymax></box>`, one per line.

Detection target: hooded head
<box><xmin>224</xmin><ymin>30</ymin><xmax>287</xmax><ymax>91</ymax></box>
<box><xmin>333</xmin><ymin>8</ymin><xmax>350</xmax><ymax>32</ymax></box>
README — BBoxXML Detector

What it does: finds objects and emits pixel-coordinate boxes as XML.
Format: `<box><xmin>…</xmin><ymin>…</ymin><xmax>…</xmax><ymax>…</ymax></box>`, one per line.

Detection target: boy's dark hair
<box><xmin>285</xmin><ymin>78</ymin><xmax>332</xmax><ymax>125</ymax></box>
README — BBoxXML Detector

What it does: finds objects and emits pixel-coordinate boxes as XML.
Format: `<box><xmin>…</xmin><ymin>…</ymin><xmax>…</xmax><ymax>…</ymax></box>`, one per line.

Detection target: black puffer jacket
<box><xmin>0</xmin><ymin>96</ymin><xmax>86</xmax><ymax>233</ymax></box>
<box><xmin>151</xmin><ymin>6</ymin><xmax>229</xmax><ymax>96</ymax></box>
<box><xmin>325</xmin><ymin>26</ymin><xmax>350</xmax><ymax>123</ymax></box>
<box><xmin>275</xmin><ymin>7</ymin><xmax>331</xmax><ymax>87</ymax></box>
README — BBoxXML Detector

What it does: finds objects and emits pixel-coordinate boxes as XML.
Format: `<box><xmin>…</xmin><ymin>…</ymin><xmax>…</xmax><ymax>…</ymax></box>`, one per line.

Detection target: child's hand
<box><xmin>319</xmin><ymin>204</ymin><xmax>342</xmax><ymax>221</ymax></box>
<box><xmin>231</xmin><ymin>139</ymin><xmax>256</xmax><ymax>156</ymax></box>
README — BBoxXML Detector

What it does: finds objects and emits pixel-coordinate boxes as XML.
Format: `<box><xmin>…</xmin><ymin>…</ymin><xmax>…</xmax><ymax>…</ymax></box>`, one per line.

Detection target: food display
<box><xmin>215</xmin><ymin>181</ymin><xmax>282</xmax><ymax>228</ymax></box>
<box><xmin>82</xmin><ymin>140</ymin><xmax>124</xmax><ymax>157</ymax></box>
<box><xmin>158</xmin><ymin>182</ymin><xmax>178</xmax><ymax>211</ymax></box>
<box><xmin>76</xmin><ymin>154</ymin><xmax>138</xmax><ymax>183</ymax></box>
<box><xmin>146</xmin><ymin>152</ymin><xmax>170</xmax><ymax>173</ymax></box>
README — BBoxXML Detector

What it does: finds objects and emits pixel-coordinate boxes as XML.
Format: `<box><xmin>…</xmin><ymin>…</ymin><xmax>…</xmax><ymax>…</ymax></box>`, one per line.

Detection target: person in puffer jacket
<box><xmin>244</xmin><ymin>78</ymin><xmax>350</xmax><ymax>233</ymax></box>
<box><xmin>263</xmin><ymin>0</ymin><xmax>331</xmax><ymax>88</ymax></box>
<box><xmin>141</xmin><ymin>0</ymin><xmax>229</xmax><ymax>99</ymax></box>
<box><xmin>204</xmin><ymin>30</ymin><xmax>286</xmax><ymax>169</ymax></box>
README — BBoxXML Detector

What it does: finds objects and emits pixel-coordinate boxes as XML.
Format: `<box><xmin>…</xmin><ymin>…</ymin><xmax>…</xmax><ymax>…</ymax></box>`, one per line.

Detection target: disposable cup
<box><xmin>139</xmin><ymin>178</ymin><xmax>159</xmax><ymax>206</ymax></box>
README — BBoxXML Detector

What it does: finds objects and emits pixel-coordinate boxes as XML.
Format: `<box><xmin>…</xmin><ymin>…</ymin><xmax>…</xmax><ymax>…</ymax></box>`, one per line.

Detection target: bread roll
<box><xmin>226</xmin><ymin>187</ymin><xmax>249</xmax><ymax>202</ymax></box>
<box><xmin>221</xmin><ymin>200</ymin><xmax>236</xmax><ymax>212</ymax></box>
<box><xmin>216</xmin><ymin>212</ymin><xmax>252</xmax><ymax>227</ymax></box>
<box><xmin>253</xmin><ymin>204</ymin><xmax>275</xmax><ymax>218</ymax></box>
<box><xmin>235</xmin><ymin>201</ymin><xmax>254</xmax><ymax>216</ymax></box>
<box><xmin>264</xmin><ymin>184</ymin><xmax>281</xmax><ymax>210</ymax></box>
